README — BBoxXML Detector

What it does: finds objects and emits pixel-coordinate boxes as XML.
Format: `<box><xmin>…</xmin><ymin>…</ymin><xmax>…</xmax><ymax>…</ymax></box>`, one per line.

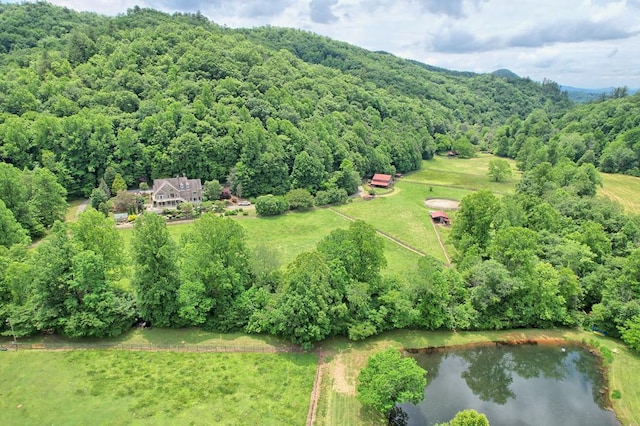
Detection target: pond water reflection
<box><xmin>399</xmin><ymin>343</ymin><xmax>619</xmax><ymax>426</ymax></box>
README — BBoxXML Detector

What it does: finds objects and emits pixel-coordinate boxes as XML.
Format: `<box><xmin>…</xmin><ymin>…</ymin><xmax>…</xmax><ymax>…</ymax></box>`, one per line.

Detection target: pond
<box><xmin>398</xmin><ymin>343</ymin><xmax>620</xmax><ymax>426</ymax></box>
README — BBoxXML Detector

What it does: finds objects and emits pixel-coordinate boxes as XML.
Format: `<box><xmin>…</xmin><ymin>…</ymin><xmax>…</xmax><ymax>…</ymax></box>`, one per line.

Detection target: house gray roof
<box><xmin>152</xmin><ymin>177</ymin><xmax>202</xmax><ymax>194</ymax></box>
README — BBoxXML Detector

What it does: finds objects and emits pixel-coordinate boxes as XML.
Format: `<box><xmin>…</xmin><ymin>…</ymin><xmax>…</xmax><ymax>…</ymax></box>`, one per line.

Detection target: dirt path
<box><xmin>75</xmin><ymin>198</ymin><xmax>90</xmax><ymax>219</ymax></box>
<box><xmin>306</xmin><ymin>351</ymin><xmax>325</xmax><ymax>426</ymax></box>
<box><xmin>430</xmin><ymin>219</ymin><xmax>451</xmax><ymax>264</ymax></box>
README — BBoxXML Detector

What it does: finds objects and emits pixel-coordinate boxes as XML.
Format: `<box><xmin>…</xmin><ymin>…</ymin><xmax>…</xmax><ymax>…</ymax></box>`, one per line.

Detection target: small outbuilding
<box><xmin>370</xmin><ymin>173</ymin><xmax>393</xmax><ymax>188</ymax></box>
<box><xmin>430</xmin><ymin>211</ymin><xmax>450</xmax><ymax>225</ymax></box>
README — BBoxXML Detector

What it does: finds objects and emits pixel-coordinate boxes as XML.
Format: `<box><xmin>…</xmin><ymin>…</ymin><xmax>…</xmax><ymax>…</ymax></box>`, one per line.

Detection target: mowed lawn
<box><xmin>0</xmin><ymin>350</ymin><xmax>317</xmax><ymax>426</ymax></box>
<box><xmin>600</xmin><ymin>172</ymin><xmax>640</xmax><ymax>215</ymax></box>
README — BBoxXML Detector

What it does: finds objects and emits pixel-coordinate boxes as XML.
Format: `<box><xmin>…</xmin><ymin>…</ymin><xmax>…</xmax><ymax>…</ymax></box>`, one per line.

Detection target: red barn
<box><xmin>370</xmin><ymin>173</ymin><xmax>393</xmax><ymax>188</ymax></box>
<box><xmin>430</xmin><ymin>211</ymin><xmax>450</xmax><ymax>225</ymax></box>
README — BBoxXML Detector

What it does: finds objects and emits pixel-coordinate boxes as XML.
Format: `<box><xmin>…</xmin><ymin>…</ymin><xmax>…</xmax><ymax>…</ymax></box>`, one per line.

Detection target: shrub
<box><xmin>315</xmin><ymin>188</ymin><xmax>348</xmax><ymax>206</ymax></box>
<box><xmin>620</xmin><ymin>315</ymin><xmax>640</xmax><ymax>352</ymax></box>
<box><xmin>213</xmin><ymin>200</ymin><xmax>226</xmax><ymax>213</ymax></box>
<box><xmin>255</xmin><ymin>195</ymin><xmax>289</xmax><ymax>216</ymax></box>
<box><xmin>285</xmin><ymin>188</ymin><xmax>314</xmax><ymax>211</ymax></box>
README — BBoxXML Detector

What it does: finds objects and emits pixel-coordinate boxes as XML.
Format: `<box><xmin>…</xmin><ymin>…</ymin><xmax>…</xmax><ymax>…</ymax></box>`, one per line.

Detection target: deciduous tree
<box><xmin>131</xmin><ymin>213</ymin><xmax>181</xmax><ymax>327</ymax></box>
<box><xmin>178</xmin><ymin>214</ymin><xmax>251</xmax><ymax>330</ymax></box>
<box><xmin>487</xmin><ymin>158</ymin><xmax>513</xmax><ymax>182</ymax></box>
<box><xmin>203</xmin><ymin>179</ymin><xmax>223</xmax><ymax>201</ymax></box>
<box><xmin>26</xmin><ymin>167</ymin><xmax>68</xmax><ymax>230</ymax></box>
<box><xmin>357</xmin><ymin>348</ymin><xmax>426</xmax><ymax>416</ymax></box>
<box><xmin>0</xmin><ymin>199</ymin><xmax>29</xmax><ymax>248</ymax></box>
<box><xmin>256</xmin><ymin>251</ymin><xmax>338</xmax><ymax>349</ymax></box>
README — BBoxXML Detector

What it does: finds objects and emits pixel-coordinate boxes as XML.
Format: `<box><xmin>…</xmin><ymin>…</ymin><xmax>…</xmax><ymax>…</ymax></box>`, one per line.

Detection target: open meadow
<box><xmin>600</xmin><ymin>172</ymin><xmax>640</xmax><ymax>215</ymax></box>
<box><xmin>406</xmin><ymin>154</ymin><xmax>520</xmax><ymax>193</ymax></box>
<box><xmin>0</xmin><ymin>349</ymin><xmax>317</xmax><ymax>425</ymax></box>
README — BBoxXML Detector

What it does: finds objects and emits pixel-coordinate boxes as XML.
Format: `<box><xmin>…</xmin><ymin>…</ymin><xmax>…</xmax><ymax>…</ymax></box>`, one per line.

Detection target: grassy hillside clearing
<box><xmin>406</xmin><ymin>154</ymin><xmax>520</xmax><ymax>193</ymax></box>
<box><xmin>600</xmin><ymin>173</ymin><xmax>640</xmax><ymax>215</ymax></box>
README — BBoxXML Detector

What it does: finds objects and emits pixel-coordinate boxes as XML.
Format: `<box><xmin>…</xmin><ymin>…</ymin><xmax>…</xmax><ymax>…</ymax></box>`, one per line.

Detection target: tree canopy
<box><xmin>357</xmin><ymin>348</ymin><xmax>427</xmax><ymax>416</ymax></box>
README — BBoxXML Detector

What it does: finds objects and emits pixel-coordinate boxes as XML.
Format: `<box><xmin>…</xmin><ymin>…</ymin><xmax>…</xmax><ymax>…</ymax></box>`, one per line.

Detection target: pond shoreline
<box><xmin>403</xmin><ymin>337</ymin><xmax>617</xmax><ymax>419</ymax></box>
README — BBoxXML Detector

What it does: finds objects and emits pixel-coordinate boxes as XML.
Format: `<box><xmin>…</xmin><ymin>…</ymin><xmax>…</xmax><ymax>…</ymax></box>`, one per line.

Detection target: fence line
<box><xmin>328</xmin><ymin>208</ymin><xmax>425</xmax><ymax>257</ymax></box>
<box><xmin>4</xmin><ymin>342</ymin><xmax>302</xmax><ymax>353</ymax></box>
<box><xmin>401</xmin><ymin>179</ymin><xmax>510</xmax><ymax>195</ymax></box>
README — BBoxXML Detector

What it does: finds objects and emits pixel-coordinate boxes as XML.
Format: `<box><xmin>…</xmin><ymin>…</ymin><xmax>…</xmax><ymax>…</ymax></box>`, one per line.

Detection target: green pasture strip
<box><xmin>3</xmin><ymin>327</ymin><xmax>294</xmax><ymax>350</ymax></box>
<box><xmin>379</xmin><ymin>238</ymin><xmax>422</xmax><ymax>279</ymax></box>
<box><xmin>335</xmin><ymin>182</ymin><xmax>470</xmax><ymax>263</ymax></box>
<box><xmin>599</xmin><ymin>172</ymin><xmax>640</xmax><ymax>215</ymax></box>
<box><xmin>0</xmin><ymin>350</ymin><xmax>317</xmax><ymax>426</ymax></box>
<box><xmin>116</xmin><ymin>208</ymin><xmax>418</xmax><ymax>278</ymax></box>
<box><xmin>607</xmin><ymin>339</ymin><xmax>640</xmax><ymax>426</ymax></box>
<box><xmin>236</xmin><ymin>208</ymin><xmax>422</xmax><ymax>277</ymax></box>
<box><xmin>315</xmin><ymin>328</ymin><xmax>640</xmax><ymax>426</ymax></box>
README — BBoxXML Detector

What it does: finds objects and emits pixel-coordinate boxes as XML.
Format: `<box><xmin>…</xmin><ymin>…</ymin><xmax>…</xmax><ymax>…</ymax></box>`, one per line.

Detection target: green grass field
<box><xmin>335</xmin><ymin>181</ymin><xmax>469</xmax><ymax>263</ymax></box>
<box><xmin>406</xmin><ymin>154</ymin><xmax>520</xmax><ymax>193</ymax></box>
<box><xmin>0</xmin><ymin>350</ymin><xmax>317</xmax><ymax>425</ymax></box>
<box><xmin>600</xmin><ymin>172</ymin><xmax>640</xmax><ymax>215</ymax></box>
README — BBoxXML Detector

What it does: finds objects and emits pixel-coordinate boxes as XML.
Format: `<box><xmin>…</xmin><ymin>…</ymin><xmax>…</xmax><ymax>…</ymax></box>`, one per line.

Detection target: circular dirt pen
<box><xmin>424</xmin><ymin>198</ymin><xmax>460</xmax><ymax>210</ymax></box>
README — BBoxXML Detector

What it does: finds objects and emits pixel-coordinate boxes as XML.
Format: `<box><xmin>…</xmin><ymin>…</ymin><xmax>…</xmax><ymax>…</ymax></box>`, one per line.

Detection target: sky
<box><xmin>11</xmin><ymin>0</ymin><xmax>640</xmax><ymax>88</ymax></box>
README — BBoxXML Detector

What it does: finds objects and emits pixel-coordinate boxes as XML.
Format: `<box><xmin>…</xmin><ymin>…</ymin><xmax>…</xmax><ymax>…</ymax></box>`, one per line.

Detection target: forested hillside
<box><xmin>0</xmin><ymin>2</ymin><xmax>569</xmax><ymax>201</ymax></box>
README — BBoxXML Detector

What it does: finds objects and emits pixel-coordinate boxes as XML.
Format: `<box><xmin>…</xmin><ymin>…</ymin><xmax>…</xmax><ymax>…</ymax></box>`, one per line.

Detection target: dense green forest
<box><xmin>491</xmin><ymin>90</ymin><xmax>640</xmax><ymax>174</ymax></box>
<box><xmin>1</xmin><ymin>3</ymin><xmax>639</xmax><ymax>352</ymax></box>
<box><xmin>0</xmin><ymin>2</ymin><xmax>571</xmax><ymax>200</ymax></box>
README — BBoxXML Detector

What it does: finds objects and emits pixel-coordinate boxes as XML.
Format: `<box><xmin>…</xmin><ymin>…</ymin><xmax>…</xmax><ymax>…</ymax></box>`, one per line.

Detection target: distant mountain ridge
<box><xmin>561</xmin><ymin>85</ymin><xmax>639</xmax><ymax>103</ymax></box>
<box><xmin>491</xmin><ymin>69</ymin><xmax>520</xmax><ymax>79</ymax></box>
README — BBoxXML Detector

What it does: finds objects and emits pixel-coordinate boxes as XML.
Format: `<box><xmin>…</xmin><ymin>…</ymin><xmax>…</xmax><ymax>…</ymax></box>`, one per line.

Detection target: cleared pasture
<box><xmin>407</xmin><ymin>155</ymin><xmax>520</xmax><ymax>193</ymax></box>
<box><xmin>335</xmin><ymin>181</ymin><xmax>468</xmax><ymax>262</ymax></box>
